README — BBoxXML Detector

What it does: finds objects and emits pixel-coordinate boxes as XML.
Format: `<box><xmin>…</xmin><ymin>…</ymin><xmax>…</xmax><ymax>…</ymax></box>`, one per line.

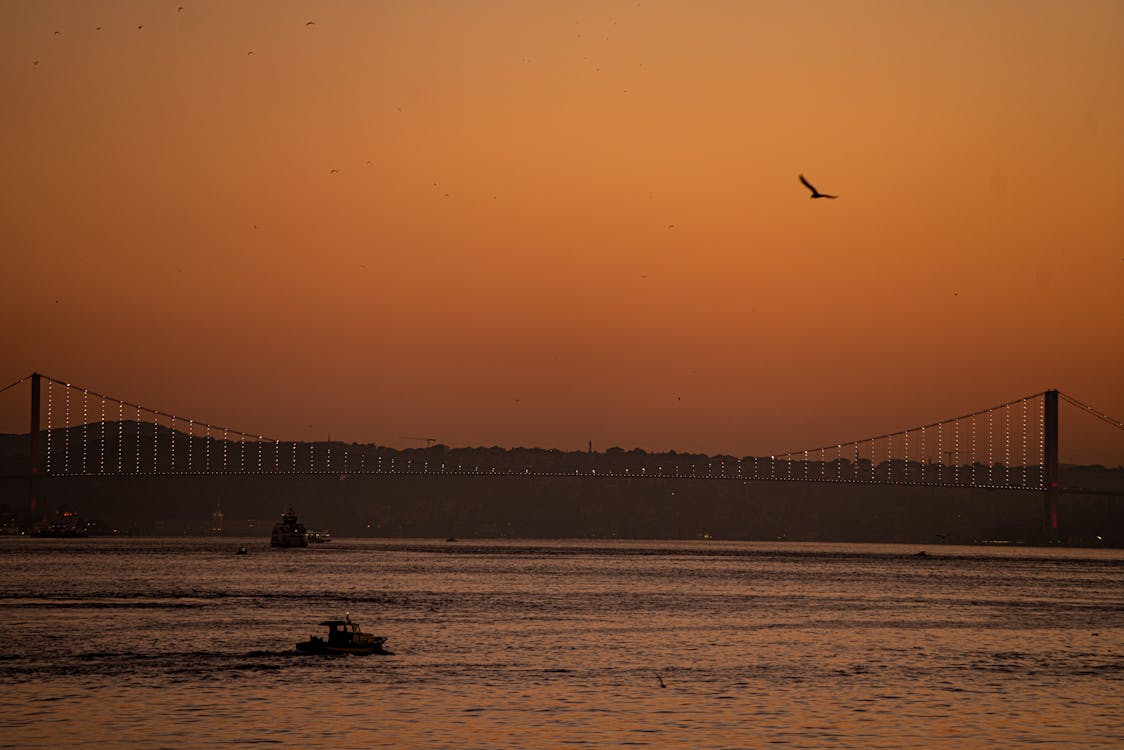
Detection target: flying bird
<box><xmin>329</xmin><ymin>169</ymin><xmax>340</xmax><ymax>174</ymax></box>
<box><xmin>799</xmin><ymin>174</ymin><xmax>837</xmax><ymax>199</ymax></box>
<box><xmin>306</xmin><ymin>20</ymin><xmax>316</xmax><ymax>26</ymax></box>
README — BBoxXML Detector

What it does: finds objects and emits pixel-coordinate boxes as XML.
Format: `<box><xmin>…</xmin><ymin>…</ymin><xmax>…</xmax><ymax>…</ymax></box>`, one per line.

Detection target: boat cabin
<box><xmin>323</xmin><ymin>620</ymin><xmax>355</xmax><ymax>634</ymax></box>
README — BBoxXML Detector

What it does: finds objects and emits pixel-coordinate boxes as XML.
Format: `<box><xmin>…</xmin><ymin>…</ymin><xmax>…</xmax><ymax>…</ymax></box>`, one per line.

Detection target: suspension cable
<box><xmin>0</xmin><ymin>375</ymin><xmax>32</xmax><ymax>395</ymax></box>
<box><xmin>772</xmin><ymin>390</ymin><xmax>1049</xmax><ymax>458</ymax></box>
<box><xmin>37</xmin><ymin>374</ymin><xmax>277</xmax><ymax>444</ymax></box>
<box><xmin>1059</xmin><ymin>392</ymin><xmax>1124</xmax><ymax>431</ymax></box>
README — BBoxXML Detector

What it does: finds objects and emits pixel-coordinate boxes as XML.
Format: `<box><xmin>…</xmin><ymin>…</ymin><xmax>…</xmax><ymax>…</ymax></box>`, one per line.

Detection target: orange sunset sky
<box><xmin>2</xmin><ymin>1</ymin><xmax>1122</xmax><ymax>464</ymax></box>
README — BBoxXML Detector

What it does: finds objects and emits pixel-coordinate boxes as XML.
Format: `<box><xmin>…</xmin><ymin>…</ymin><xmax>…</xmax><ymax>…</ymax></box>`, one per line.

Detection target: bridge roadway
<box><xmin>13</xmin><ymin>465</ymin><xmax>1057</xmax><ymax>491</ymax></box>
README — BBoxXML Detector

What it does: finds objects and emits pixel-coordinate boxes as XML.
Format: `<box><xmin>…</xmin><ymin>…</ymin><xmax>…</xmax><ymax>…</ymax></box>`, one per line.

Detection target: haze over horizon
<box><xmin>2</xmin><ymin>1</ymin><xmax>1122</xmax><ymax>464</ymax></box>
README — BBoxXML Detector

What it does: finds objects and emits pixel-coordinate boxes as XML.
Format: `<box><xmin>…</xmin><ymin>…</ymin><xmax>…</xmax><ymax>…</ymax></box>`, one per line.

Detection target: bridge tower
<box><xmin>28</xmin><ymin>372</ymin><xmax>41</xmax><ymax>512</ymax></box>
<box><xmin>1043</xmin><ymin>389</ymin><xmax>1059</xmax><ymax>540</ymax></box>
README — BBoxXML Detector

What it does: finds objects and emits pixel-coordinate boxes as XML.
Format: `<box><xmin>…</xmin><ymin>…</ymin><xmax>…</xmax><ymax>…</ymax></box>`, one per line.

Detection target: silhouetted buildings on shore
<box><xmin>1</xmin><ymin>436</ymin><xmax>1121</xmax><ymax>545</ymax></box>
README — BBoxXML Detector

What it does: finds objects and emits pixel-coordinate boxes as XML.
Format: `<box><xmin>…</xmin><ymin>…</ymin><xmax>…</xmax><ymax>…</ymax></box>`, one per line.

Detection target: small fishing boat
<box><xmin>31</xmin><ymin>523</ymin><xmax>88</xmax><ymax>538</ymax></box>
<box><xmin>271</xmin><ymin>506</ymin><xmax>308</xmax><ymax>547</ymax></box>
<box><xmin>296</xmin><ymin>614</ymin><xmax>391</xmax><ymax>655</ymax></box>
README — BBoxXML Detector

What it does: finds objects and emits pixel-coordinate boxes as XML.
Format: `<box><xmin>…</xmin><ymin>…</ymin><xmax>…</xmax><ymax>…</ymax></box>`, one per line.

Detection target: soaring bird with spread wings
<box><xmin>799</xmin><ymin>174</ymin><xmax>837</xmax><ymax>199</ymax></box>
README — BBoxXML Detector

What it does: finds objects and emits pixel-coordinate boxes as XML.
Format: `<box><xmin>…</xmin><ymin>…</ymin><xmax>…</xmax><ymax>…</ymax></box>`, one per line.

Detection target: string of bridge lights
<box><xmin>1059</xmin><ymin>392</ymin><xmax>1124</xmax><ymax>431</ymax></box>
<box><xmin>32</xmin><ymin>374</ymin><xmax>280</xmax><ymax>477</ymax></box>
<box><xmin>741</xmin><ymin>391</ymin><xmax>1056</xmax><ymax>490</ymax></box>
<box><xmin>3</xmin><ymin>374</ymin><xmax>1112</xmax><ymax>490</ymax></box>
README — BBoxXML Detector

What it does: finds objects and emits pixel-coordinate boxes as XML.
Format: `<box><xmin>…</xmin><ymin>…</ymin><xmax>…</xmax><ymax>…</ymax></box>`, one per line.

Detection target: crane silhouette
<box><xmin>402</xmin><ymin>436</ymin><xmax>438</xmax><ymax>447</ymax></box>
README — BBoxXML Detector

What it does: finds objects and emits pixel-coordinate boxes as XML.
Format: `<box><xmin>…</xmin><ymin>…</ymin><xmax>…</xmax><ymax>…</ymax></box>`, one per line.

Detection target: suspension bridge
<box><xmin>3</xmin><ymin>373</ymin><xmax>1122</xmax><ymax>537</ymax></box>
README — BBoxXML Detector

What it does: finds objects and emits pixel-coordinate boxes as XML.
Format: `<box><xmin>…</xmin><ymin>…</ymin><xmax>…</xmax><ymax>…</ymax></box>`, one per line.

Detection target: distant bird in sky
<box><xmin>54</xmin><ymin>30</ymin><xmax>61</xmax><ymax>35</ymax></box>
<box><xmin>137</xmin><ymin>25</ymin><xmax>143</xmax><ymax>30</ymax></box>
<box><xmin>655</xmin><ymin>672</ymin><xmax>666</xmax><ymax>688</ymax></box>
<box><xmin>32</xmin><ymin>60</ymin><xmax>39</xmax><ymax>66</ymax></box>
<box><xmin>95</xmin><ymin>26</ymin><xmax>101</xmax><ymax>31</ymax></box>
<box><xmin>247</xmin><ymin>51</ymin><xmax>254</xmax><ymax>55</ymax></box>
<box><xmin>306</xmin><ymin>20</ymin><xmax>316</xmax><ymax>26</ymax></box>
<box><xmin>799</xmin><ymin>174</ymin><xmax>837</xmax><ymax>199</ymax></box>
<box><xmin>329</xmin><ymin>169</ymin><xmax>340</xmax><ymax>174</ymax></box>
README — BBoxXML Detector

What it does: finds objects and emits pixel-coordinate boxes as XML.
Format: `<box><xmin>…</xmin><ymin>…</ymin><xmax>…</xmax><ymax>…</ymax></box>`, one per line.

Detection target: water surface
<box><xmin>1</xmin><ymin>538</ymin><xmax>1121</xmax><ymax>748</ymax></box>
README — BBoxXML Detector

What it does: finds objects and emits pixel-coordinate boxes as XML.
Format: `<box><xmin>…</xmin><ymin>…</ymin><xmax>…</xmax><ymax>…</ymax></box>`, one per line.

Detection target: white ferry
<box><xmin>270</xmin><ymin>506</ymin><xmax>308</xmax><ymax>547</ymax></box>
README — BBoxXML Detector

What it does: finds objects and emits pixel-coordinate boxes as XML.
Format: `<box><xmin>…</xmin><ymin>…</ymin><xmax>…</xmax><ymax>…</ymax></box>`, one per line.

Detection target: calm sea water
<box><xmin>0</xmin><ymin>537</ymin><xmax>1121</xmax><ymax>748</ymax></box>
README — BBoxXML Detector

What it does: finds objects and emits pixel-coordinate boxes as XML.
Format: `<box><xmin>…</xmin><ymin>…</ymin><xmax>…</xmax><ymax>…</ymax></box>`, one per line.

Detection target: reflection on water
<box><xmin>0</xmin><ymin>538</ymin><xmax>1121</xmax><ymax>748</ymax></box>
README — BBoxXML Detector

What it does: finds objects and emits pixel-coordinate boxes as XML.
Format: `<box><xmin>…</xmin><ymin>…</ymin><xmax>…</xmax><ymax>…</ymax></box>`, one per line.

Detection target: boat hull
<box><xmin>271</xmin><ymin>531</ymin><xmax>308</xmax><ymax>547</ymax></box>
<box><xmin>296</xmin><ymin>637</ymin><xmax>391</xmax><ymax>656</ymax></box>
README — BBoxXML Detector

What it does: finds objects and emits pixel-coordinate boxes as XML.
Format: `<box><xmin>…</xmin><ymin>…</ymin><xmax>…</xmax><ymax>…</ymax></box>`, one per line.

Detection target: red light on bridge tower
<box><xmin>1043</xmin><ymin>389</ymin><xmax>1059</xmax><ymax>540</ymax></box>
